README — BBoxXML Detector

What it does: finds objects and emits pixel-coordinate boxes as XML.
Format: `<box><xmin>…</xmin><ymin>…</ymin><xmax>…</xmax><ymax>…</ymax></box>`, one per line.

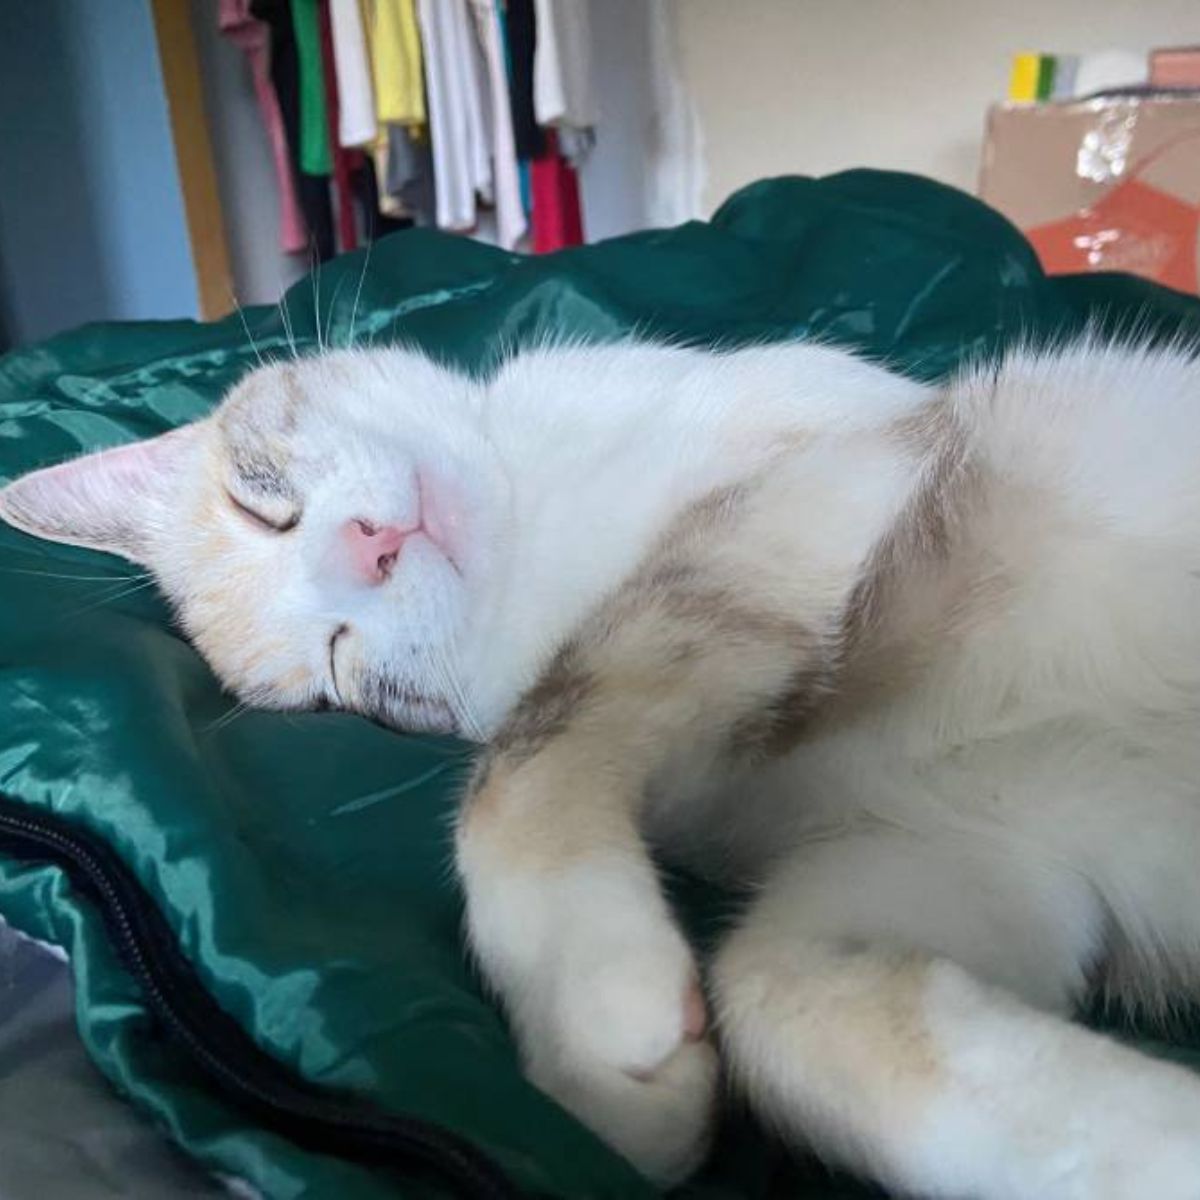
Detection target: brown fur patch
<box><xmin>230</xmin><ymin>449</ymin><xmax>296</xmax><ymax>500</ymax></box>
<box><xmin>718</xmin><ymin>942</ymin><xmax>943</xmax><ymax>1119</ymax></box>
<box><xmin>471</xmin><ymin>477</ymin><xmax>832</xmax><ymax>834</ymax></box>
<box><xmin>461</xmin><ymin>740</ymin><xmax>641</xmax><ymax>865</ymax></box>
<box><xmin>488</xmin><ymin>642</ymin><xmax>597</xmax><ymax>767</ymax></box>
<box><xmin>816</xmin><ymin>956</ymin><xmax>943</xmax><ymax>1103</ymax></box>
<box><xmin>843</xmin><ymin>398</ymin><xmax>976</xmax><ymax>657</ymax></box>
<box><xmin>726</xmin><ymin>662</ymin><xmax>835</xmax><ymax>759</ymax></box>
<box><xmin>217</xmin><ymin>367</ymin><xmax>305</xmax><ymax>503</ymax></box>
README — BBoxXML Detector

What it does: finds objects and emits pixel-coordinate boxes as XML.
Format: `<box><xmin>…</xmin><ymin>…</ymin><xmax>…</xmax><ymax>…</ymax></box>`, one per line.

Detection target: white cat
<box><xmin>3</xmin><ymin>337</ymin><xmax>1200</xmax><ymax>1199</ymax></box>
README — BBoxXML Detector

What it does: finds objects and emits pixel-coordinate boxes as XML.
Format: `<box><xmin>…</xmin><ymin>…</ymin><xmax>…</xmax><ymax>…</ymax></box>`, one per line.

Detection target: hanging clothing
<box><xmin>371</xmin><ymin>136</ymin><xmax>406</xmax><ymax>218</ymax></box>
<box><xmin>218</xmin><ymin>0</ymin><xmax>307</xmax><ymax>253</ymax></box>
<box><xmin>385</xmin><ymin>124</ymin><xmax>436</xmax><ymax>224</ymax></box>
<box><xmin>468</xmin><ymin>0</ymin><xmax>526</xmax><ymax>250</ymax></box>
<box><xmin>530</xmin><ymin>131</ymin><xmax>583</xmax><ymax>253</ymax></box>
<box><xmin>251</xmin><ymin>0</ymin><xmax>336</xmax><ymax>260</ymax></box>
<box><xmin>532</xmin><ymin>0</ymin><xmax>596</xmax><ymax>129</ymax></box>
<box><xmin>291</xmin><ymin>0</ymin><xmax>334</xmax><ymax>175</ymax></box>
<box><xmin>317</xmin><ymin>0</ymin><xmax>358</xmax><ymax>252</ymax></box>
<box><xmin>501</xmin><ymin>0</ymin><xmax>544</xmax><ymax>161</ymax></box>
<box><xmin>328</xmin><ymin>0</ymin><xmax>376</xmax><ymax>147</ymax></box>
<box><xmin>493</xmin><ymin>0</ymin><xmax>532</xmax><ymax>217</ymax></box>
<box><xmin>416</xmin><ymin>0</ymin><xmax>492</xmax><ymax>232</ymax></box>
<box><xmin>355</xmin><ymin>152</ymin><xmax>416</xmax><ymax>239</ymax></box>
<box><xmin>365</xmin><ymin>0</ymin><xmax>426</xmax><ymax>126</ymax></box>
<box><xmin>556</xmin><ymin>125</ymin><xmax>594</xmax><ymax>170</ymax></box>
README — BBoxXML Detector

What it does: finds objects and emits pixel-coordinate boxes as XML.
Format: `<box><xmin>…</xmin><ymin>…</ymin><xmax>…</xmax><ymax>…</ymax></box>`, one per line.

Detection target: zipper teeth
<box><xmin>0</xmin><ymin>802</ymin><xmax>517</xmax><ymax>1200</ymax></box>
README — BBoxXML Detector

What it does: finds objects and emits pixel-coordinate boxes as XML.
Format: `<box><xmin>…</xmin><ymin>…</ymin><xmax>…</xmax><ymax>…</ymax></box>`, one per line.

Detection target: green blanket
<box><xmin>2</xmin><ymin>172</ymin><xmax>1199</xmax><ymax>1200</ymax></box>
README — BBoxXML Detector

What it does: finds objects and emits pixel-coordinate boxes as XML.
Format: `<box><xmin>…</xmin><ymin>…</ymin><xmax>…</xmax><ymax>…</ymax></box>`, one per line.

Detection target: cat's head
<box><xmin>0</xmin><ymin>349</ymin><xmax>509</xmax><ymax>739</ymax></box>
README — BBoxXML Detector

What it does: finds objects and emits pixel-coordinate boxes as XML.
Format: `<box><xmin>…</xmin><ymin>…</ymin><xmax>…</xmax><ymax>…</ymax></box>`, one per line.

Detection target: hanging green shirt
<box><xmin>292</xmin><ymin>0</ymin><xmax>333</xmax><ymax>176</ymax></box>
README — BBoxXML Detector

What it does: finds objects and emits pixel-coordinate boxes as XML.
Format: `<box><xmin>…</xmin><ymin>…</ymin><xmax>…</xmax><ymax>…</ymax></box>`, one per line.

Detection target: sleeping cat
<box><xmin>3</xmin><ymin>337</ymin><xmax>1200</xmax><ymax>1199</ymax></box>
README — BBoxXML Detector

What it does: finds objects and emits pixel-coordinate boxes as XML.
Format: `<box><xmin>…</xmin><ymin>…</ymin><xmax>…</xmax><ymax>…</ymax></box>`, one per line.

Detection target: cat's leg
<box><xmin>455</xmin><ymin>464</ymin><xmax>909</xmax><ymax>1182</ymax></box>
<box><xmin>713</xmin><ymin>828</ymin><xmax>1200</xmax><ymax>1200</ymax></box>
<box><xmin>457</xmin><ymin>668</ymin><xmax>722</xmax><ymax>1184</ymax></box>
<box><xmin>455</xmin><ymin>531</ymin><xmax>842</xmax><ymax>1179</ymax></box>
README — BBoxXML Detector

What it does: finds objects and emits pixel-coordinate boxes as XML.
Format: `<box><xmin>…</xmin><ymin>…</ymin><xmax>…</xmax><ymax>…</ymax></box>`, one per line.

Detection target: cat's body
<box><xmin>4</xmin><ymin>337</ymin><xmax>1200</xmax><ymax>1198</ymax></box>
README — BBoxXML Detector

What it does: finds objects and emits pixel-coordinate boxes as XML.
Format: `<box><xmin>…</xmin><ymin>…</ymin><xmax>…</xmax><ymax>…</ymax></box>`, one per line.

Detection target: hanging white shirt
<box><xmin>417</xmin><ymin>0</ymin><xmax>492</xmax><ymax>231</ymax></box>
<box><xmin>329</xmin><ymin>0</ymin><xmax>377</xmax><ymax>148</ymax></box>
<box><xmin>533</xmin><ymin>0</ymin><xmax>597</xmax><ymax>129</ymax></box>
<box><xmin>467</xmin><ymin>0</ymin><xmax>527</xmax><ymax>250</ymax></box>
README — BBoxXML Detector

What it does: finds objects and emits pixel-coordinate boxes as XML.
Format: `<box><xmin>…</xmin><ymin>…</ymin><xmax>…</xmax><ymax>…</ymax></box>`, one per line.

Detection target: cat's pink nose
<box><xmin>340</xmin><ymin>518</ymin><xmax>407</xmax><ymax>585</ymax></box>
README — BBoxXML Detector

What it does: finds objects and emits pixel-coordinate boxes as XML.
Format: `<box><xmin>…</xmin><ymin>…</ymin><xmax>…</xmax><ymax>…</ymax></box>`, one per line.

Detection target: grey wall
<box><xmin>0</xmin><ymin>0</ymin><xmax>197</xmax><ymax>346</ymax></box>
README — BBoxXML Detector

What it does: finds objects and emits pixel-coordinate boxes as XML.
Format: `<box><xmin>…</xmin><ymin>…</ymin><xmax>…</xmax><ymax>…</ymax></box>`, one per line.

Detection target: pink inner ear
<box><xmin>0</xmin><ymin>424</ymin><xmax>201</xmax><ymax>560</ymax></box>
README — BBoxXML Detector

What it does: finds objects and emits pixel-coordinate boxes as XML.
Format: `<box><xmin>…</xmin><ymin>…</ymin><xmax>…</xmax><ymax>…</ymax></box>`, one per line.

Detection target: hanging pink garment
<box><xmin>219</xmin><ymin>0</ymin><xmax>308</xmax><ymax>254</ymax></box>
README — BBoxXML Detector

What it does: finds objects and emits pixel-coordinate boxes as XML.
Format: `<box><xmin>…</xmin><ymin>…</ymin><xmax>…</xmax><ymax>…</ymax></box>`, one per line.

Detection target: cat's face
<box><xmin>0</xmin><ymin>350</ymin><xmax>508</xmax><ymax>739</ymax></box>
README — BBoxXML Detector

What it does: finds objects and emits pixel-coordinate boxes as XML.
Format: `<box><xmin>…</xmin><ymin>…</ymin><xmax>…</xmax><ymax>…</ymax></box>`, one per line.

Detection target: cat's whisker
<box><xmin>434</xmin><ymin>645</ymin><xmax>482</xmax><ymax>742</ymax></box>
<box><xmin>347</xmin><ymin>237</ymin><xmax>374</xmax><ymax>351</ymax></box>
<box><xmin>324</xmin><ymin>269</ymin><xmax>349</xmax><ymax>353</ymax></box>
<box><xmin>93</xmin><ymin>576</ymin><xmax>158</xmax><ymax>599</ymax></box>
<box><xmin>201</xmin><ymin>699</ymin><xmax>253</xmax><ymax>735</ymax></box>
<box><xmin>61</xmin><ymin>575</ymin><xmax>159</xmax><ymax>618</ymax></box>
<box><xmin>229</xmin><ymin>286</ymin><xmax>266</xmax><ymax>369</ymax></box>
<box><xmin>425</xmin><ymin>651</ymin><xmax>454</xmax><ymax>725</ymax></box>
<box><xmin>311</xmin><ymin>246</ymin><xmax>324</xmax><ymax>355</ymax></box>
<box><xmin>279</xmin><ymin>289</ymin><xmax>298</xmax><ymax>361</ymax></box>
<box><xmin>0</xmin><ymin>567</ymin><xmax>152</xmax><ymax>583</ymax></box>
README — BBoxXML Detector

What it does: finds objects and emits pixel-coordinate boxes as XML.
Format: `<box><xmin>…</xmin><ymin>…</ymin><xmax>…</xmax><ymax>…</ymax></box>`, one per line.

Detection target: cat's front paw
<box><xmin>521</xmin><ymin>928</ymin><xmax>720</xmax><ymax>1185</ymax></box>
<box><xmin>528</xmin><ymin>1015</ymin><xmax>719</xmax><ymax>1186</ymax></box>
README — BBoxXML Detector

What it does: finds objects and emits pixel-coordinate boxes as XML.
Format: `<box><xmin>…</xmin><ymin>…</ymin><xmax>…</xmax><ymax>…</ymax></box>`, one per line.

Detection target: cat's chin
<box><xmin>373</xmin><ymin>695</ymin><xmax>460</xmax><ymax>738</ymax></box>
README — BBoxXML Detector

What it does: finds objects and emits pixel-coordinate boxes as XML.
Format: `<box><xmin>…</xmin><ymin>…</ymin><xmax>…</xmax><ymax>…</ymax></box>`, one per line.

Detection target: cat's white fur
<box><xmin>3</xmin><ymin>338</ymin><xmax>1200</xmax><ymax>1198</ymax></box>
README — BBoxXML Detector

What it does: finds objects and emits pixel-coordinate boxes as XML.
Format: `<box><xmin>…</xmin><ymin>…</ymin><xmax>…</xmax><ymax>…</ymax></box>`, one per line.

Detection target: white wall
<box><xmin>580</xmin><ymin>0</ymin><xmax>658</xmax><ymax>240</ymax></box>
<box><xmin>673</xmin><ymin>0</ymin><xmax>1200</xmax><ymax>213</ymax></box>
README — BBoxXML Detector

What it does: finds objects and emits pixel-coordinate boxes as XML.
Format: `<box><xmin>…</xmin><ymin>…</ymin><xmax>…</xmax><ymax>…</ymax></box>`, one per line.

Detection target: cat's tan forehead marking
<box><xmin>229</xmin><ymin>446</ymin><xmax>296</xmax><ymax>500</ymax></box>
<box><xmin>274</xmin><ymin>367</ymin><xmax>305</xmax><ymax>433</ymax></box>
<box><xmin>219</xmin><ymin>364</ymin><xmax>307</xmax><ymax>447</ymax></box>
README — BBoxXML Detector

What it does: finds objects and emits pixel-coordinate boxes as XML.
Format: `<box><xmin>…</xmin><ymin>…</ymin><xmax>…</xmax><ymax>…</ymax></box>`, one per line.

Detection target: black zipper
<box><xmin>0</xmin><ymin>791</ymin><xmax>518</xmax><ymax>1200</ymax></box>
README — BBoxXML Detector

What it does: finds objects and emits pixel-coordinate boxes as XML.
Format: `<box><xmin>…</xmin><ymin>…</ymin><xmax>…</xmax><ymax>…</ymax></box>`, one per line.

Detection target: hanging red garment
<box><xmin>317</xmin><ymin>0</ymin><xmax>358</xmax><ymax>253</ymax></box>
<box><xmin>218</xmin><ymin>0</ymin><xmax>307</xmax><ymax>253</ymax></box>
<box><xmin>530</xmin><ymin>130</ymin><xmax>584</xmax><ymax>253</ymax></box>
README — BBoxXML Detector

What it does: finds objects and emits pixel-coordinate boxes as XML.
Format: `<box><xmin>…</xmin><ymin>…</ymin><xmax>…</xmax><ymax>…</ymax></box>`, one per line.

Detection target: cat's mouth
<box><xmin>358</xmin><ymin>675</ymin><xmax>459</xmax><ymax>736</ymax></box>
<box><xmin>375</xmin><ymin>694</ymin><xmax>458</xmax><ymax>736</ymax></box>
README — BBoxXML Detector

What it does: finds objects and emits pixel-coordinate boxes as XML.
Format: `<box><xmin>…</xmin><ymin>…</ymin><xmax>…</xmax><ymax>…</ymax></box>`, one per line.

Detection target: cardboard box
<box><xmin>979</xmin><ymin>96</ymin><xmax>1200</xmax><ymax>293</ymax></box>
<box><xmin>1150</xmin><ymin>47</ymin><xmax>1200</xmax><ymax>89</ymax></box>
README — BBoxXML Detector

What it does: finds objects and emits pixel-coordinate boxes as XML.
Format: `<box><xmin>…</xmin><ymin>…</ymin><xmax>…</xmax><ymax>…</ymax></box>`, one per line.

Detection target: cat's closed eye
<box><xmin>225</xmin><ymin>490</ymin><xmax>300</xmax><ymax>534</ymax></box>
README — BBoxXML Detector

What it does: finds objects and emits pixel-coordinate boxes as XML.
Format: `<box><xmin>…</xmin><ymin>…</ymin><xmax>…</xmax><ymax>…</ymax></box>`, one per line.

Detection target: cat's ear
<box><xmin>0</xmin><ymin>425</ymin><xmax>202</xmax><ymax>563</ymax></box>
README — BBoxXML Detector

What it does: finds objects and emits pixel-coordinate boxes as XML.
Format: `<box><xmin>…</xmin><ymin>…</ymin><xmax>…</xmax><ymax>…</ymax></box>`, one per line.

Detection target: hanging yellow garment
<box><xmin>365</xmin><ymin>0</ymin><xmax>427</xmax><ymax>126</ymax></box>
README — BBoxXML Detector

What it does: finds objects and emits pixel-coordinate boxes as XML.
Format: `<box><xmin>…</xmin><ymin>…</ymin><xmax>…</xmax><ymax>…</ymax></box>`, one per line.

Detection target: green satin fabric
<box><xmin>2</xmin><ymin>172</ymin><xmax>1200</xmax><ymax>1199</ymax></box>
